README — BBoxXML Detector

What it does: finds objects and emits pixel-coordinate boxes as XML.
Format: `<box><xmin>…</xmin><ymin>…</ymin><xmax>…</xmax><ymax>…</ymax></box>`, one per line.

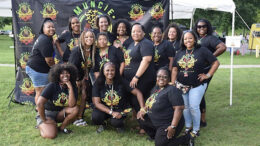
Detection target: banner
<box><xmin>12</xmin><ymin>0</ymin><xmax>169</xmax><ymax>104</ymax></box>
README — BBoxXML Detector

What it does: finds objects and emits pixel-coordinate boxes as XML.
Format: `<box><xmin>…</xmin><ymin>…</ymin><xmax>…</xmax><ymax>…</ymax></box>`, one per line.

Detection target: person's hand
<box><xmin>130</xmin><ymin>77</ymin><xmax>139</xmax><ymax>88</ymax></box>
<box><xmin>65</xmin><ymin>81</ymin><xmax>73</xmax><ymax>89</ymax></box>
<box><xmin>165</xmin><ymin>126</ymin><xmax>175</xmax><ymax>139</ymax></box>
<box><xmin>112</xmin><ymin>112</ymin><xmax>122</xmax><ymax>119</ymax></box>
<box><xmin>137</xmin><ymin>110</ymin><xmax>145</xmax><ymax>121</ymax></box>
<box><xmin>198</xmin><ymin>73</ymin><xmax>209</xmax><ymax>82</ymax></box>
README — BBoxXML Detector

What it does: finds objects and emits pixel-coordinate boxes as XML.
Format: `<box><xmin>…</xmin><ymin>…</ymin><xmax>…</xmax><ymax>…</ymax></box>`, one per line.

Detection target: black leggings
<box><xmin>139</xmin><ymin>115</ymin><xmax>188</xmax><ymax>146</ymax></box>
<box><xmin>91</xmin><ymin>108</ymin><xmax>124</xmax><ymax>128</ymax></box>
<box><xmin>200</xmin><ymin>77</ymin><xmax>213</xmax><ymax>113</ymax></box>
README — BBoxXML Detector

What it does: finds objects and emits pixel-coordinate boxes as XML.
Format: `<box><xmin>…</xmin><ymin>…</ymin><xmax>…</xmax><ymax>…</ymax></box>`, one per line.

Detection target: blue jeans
<box><xmin>182</xmin><ymin>83</ymin><xmax>207</xmax><ymax>132</ymax></box>
<box><xmin>25</xmin><ymin>66</ymin><xmax>49</xmax><ymax>87</ymax></box>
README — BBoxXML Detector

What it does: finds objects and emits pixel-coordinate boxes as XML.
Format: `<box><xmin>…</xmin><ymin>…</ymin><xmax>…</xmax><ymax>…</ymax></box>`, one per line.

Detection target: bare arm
<box><xmin>171</xmin><ymin>67</ymin><xmax>178</xmax><ymax>84</ymax></box>
<box><xmin>130</xmin><ymin>56</ymin><xmax>152</xmax><ymax>88</ymax></box>
<box><xmin>198</xmin><ymin>60</ymin><xmax>220</xmax><ymax>82</ymax></box>
<box><xmin>213</xmin><ymin>42</ymin><xmax>226</xmax><ymax>57</ymax></box>
<box><xmin>55</xmin><ymin>40</ymin><xmax>64</xmax><ymax>57</ymax></box>
<box><xmin>119</xmin><ymin>62</ymin><xmax>125</xmax><ymax>76</ymax></box>
<box><xmin>168</xmin><ymin>57</ymin><xmax>174</xmax><ymax>72</ymax></box>
<box><xmin>131</xmin><ymin>88</ymin><xmax>145</xmax><ymax>109</ymax></box>
<box><xmin>45</xmin><ymin>57</ymin><xmax>55</xmax><ymax>67</ymax></box>
<box><xmin>65</xmin><ymin>81</ymin><xmax>76</xmax><ymax>107</ymax></box>
<box><xmin>37</xmin><ymin>96</ymin><xmax>48</xmax><ymax>122</ymax></box>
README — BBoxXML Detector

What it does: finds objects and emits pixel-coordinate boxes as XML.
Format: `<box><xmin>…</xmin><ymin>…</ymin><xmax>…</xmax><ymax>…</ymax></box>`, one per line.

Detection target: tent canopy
<box><xmin>170</xmin><ymin>0</ymin><xmax>236</xmax><ymax>19</ymax></box>
<box><xmin>0</xmin><ymin>0</ymin><xmax>12</xmax><ymax>17</ymax></box>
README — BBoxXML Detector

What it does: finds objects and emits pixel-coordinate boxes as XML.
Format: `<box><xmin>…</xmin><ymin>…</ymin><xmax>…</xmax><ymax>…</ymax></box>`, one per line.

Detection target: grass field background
<box><xmin>0</xmin><ymin>35</ymin><xmax>260</xmax><ymax>145</ymax></box>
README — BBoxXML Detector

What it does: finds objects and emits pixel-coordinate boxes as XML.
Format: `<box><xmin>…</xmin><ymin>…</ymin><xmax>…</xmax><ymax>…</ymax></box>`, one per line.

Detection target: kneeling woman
<box><xmin>138</xmin><ymin>67</ymin><xmax>187</xmax><ymax>146</ymax></box>
<box><xmin>92</xmin><ymin>62</ymin><xmax>144</xmax><ymax>133</ymax></box>
<box><xmin>36</xmin><ymin>64</ymin><xmax>79</xmax><ymax>139</ymax></box>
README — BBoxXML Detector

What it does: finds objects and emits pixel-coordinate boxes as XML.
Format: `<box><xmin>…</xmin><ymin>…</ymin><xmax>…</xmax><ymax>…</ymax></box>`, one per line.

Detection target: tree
<box><xmin>0</xmin><ymin>17</ymin><xmax>12</xmax><ymax>29</ymax></box>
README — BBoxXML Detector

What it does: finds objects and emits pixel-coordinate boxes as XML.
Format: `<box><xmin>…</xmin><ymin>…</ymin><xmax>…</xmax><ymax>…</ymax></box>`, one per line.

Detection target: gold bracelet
<box><xmin>140</xmin><ymin>108</ymin><xmax>147</xmax><ymax>113</ymax></box>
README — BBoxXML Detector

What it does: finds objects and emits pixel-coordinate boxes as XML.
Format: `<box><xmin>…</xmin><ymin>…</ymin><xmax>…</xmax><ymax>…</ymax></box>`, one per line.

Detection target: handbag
<box><xmin>175</xmin><ymin>81</ymin><xmax>191</xmax><ymax>94</ymax></box>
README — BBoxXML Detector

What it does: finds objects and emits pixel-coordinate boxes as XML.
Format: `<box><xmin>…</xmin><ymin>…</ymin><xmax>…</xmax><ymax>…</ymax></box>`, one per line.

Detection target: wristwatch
<box><xmin>206</xmin><ymin>73</ymin><xmax>211</xmax><ymax>78</ymax></box>
<box><xmin>109</xmin><ymin>110</ymin><xmax>113</xmax><ymax>115</ymax></box>
<box><xmin>170</xmin><ymin>125</ymin><xmax>176</xmax><ymax>129</ymax></box>
<box><xmin>134</xmin><ymin>75</ymin><xmax>140</xmax><ymax>79</ymax></box>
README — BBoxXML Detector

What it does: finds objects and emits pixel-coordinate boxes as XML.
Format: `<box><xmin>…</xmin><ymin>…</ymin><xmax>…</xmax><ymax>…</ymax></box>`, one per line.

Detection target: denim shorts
<box><xmin>25</xmin><ymin>66</ymin><xmax>49</xmax><ymax>87</ymax></box>
<box><xmin>36</xmin><ymin>110</ymin><xmax>59</xmax><ymax>126</ymax></box>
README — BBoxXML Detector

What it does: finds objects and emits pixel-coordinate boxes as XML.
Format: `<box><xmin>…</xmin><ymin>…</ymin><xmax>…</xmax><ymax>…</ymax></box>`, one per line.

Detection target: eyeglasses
<box><xmin>157</xmin><ymin>75</ymin><xmax>168</xmax><ymax>79</ymax></box>
<box><xmin>197</xmin><ymin>25</ymin><xmax>207</xmax><ymax>29</ymax></box>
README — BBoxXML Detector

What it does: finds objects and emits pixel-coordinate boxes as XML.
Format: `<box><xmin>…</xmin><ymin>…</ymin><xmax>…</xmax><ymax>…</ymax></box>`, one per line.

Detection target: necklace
<box><xmin>106</xmin><ymin>81</ymin><xmax>114</xmax><ymax>111</ymax></box>
<box><xmin>198</xmin><ymin>34</ymin><xmax>207</xmax><ymax>45</ymax></box>
<box><xmin>183</xmin><ymin>48</ymin><xmax>194</xmax><ymax>77</ymax></box>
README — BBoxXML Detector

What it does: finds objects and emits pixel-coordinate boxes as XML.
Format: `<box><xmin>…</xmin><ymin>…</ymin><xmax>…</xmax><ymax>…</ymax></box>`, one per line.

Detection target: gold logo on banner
<box><xmin>20</xmin><ymin>78</ymin><xmax>35</xmax><ymax>96</ymax></box>
<box><xmin>40</xmin><ymin>3</ymin><xmax>59</xmax><ymax>20</ymax></box>
<box><xmin>19</xmin><ymin>52</ymin><xmax>30</xmax><ymax>69</ymax></box>
<box><xmin>150</xmin><ymin>3</ymin><xmax>164</xmax><ymax>20</ymax></box>
<box><xmin>16</xmin><ymin>2</ymin><xmax>34</xmax><ymax>21</ymax></box>
<box><xmin>128</xmin><ymin>4</ymin><xmax>144</xmax><ymax>21</ymax></box>
<box><xmin>18</xmin><ymin>26</ymin><xmax>35</xmax><ymax>45</ymax></box>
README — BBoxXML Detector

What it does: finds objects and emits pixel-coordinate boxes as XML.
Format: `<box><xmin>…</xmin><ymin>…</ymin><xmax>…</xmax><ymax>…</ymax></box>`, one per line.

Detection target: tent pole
<box><xmin>230</xmin><ymin>10</ymin><xmax>235</xmax><ymax>106</ymax></box>
<box><xmin>189</xmin><ymin>9</ymin><xmax>195</xmax><ymax>30</ymax></box>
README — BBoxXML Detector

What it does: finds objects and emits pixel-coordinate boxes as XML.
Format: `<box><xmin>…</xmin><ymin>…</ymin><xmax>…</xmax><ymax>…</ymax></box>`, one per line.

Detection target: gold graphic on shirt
<box><xmin>102</xmin><ymin>90</ymin><xmax>121</xmax><ymax>107</ymax></box>
<box><xmin>178</xmin><ymin>54</ymin><xmax>197</xmax><ymax>71</ymax></box>
<box><xmin>53</xmin><ymin>92</ymin><xmax>69</xmax><ymax>107</ymax></box>
<box><xmin>145</xmin><ymin>92</ymin><xmax>158</xmax><ymax>112</ymax></box>
<box><xmin>68</xmin><ymin>38</ymin><xmax>79</xmax><ymax>51</ymax></box>
<box><xmin>124</xmin><ymin>49</ymin><xmax>132</xmax><ymax>66</ymax></box>
<box><xmin>16</xmin><ymin>2</ymin><xmax>34</xmax><ymax>21</ymax></box>
<box><xmin>154</xmin><ymin>49</ymin><xmax>160</xmax><ymax>63</ymax></box>
<box><xmin>99</xmin><ymin>58</ymin><xmax>110</xmax><ymax>71</ymax></box>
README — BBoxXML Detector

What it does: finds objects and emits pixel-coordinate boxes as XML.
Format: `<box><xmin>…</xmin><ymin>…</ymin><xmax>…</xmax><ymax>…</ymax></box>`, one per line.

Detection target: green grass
<box><xmin>218</xmin><ymin>52</ymin><xmax>260</xmax><ymax>65</ymax></box>
<box><xmin>0</xmin><ymin>35</ymin><xmax>14</xmax><ymax>64</ymax></box>
<box><xmin>1</xmin><ymin>67</ymin><xmax>260</xmax><ymax>145</ymax></box>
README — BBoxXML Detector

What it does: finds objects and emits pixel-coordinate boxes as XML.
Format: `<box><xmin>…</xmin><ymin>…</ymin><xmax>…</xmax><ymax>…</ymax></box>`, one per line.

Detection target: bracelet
<box><xmin>206</xmin><ymin>73</ymin><xmax>211</xmax><ymax>78</ymax></box>
<box><xmin>134</xmin><ymin>75</ymin><xmax>140</xmax><ymax>79</ymax></box>
<box><xmin>109</xmin><ymin>110</ymin><xmax>113</xmax><ymax>115</ymax></box>
<box><xmin>140</xmin><ymin>108</ymin><xmax>147</xmax><ymax>113</ymax></box>
<box><xmin>170</xmin><ymin>125</ymin><xmax>176</xmax><ymax>129</ymax></box>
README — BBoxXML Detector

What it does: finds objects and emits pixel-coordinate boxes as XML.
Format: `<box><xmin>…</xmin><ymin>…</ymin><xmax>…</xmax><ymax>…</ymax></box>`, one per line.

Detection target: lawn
<box><xmin>0</xmin><ymin>35</ymin><xmax>260</xmax><ymax>145</ymax></box>
<box><xmin>0</xmin><ymin>35</ymin><xmax>14</xmax><ymax>64</ymax></box>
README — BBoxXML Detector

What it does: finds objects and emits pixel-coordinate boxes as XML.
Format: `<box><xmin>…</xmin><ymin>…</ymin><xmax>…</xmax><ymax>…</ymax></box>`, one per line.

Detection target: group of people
<box><xmin>25</xmin><ymin>14</ymin><xmax>226</xmax><ymax>146</ymax></box>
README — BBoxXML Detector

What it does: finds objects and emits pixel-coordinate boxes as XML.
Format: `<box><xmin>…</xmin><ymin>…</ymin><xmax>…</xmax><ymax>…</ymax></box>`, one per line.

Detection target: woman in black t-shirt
<box><xmin>138</xmin><ymin>67</ymin><xmax>189</xmax><ymax>146</ymax></box>
<box><xmin>193</xmin><ymin>19</ymin><xmax>226</xmax><ymax>127</ymax></box>
<box><xmin>112</xmin><ymin>19</ymin><xmax>133</xmax><ymax>52</ymax></box>
<box><xmin>123</xmin><ymin>23</ymin><xmax>156</xmax><ymax>112</ymax></box>
<box><xmin>26</xmin><ymin>18</ymin><xmax>55</xmax><ymax>104</ymax></box>
<box><xmin>36</xmin><ymin>63</ymin><xmax>79</xmax><ymax>138</ymax></box>
<box><xmin>164</xmin><ymin>23</ymin><xmax>183</xmax><ymax>55</ymax></box>
<box><xmin>94</xmin><ymin>32</ymin><xmax>124</xmax><ymax>78</ymax></box>
<box><xmin>55</xmin><ymin>15</ymin><xmax>81</xmax><ymax>62</ymax></box>
<box><xmin>92</xmin><ymin>62</ymin><xmax>145</xmax><ymax>133</ymax></box>
<box><xmin>171</xmin><ymin>31</ymin><xmax>219</xmax><ymax>138</ymax></box>
<box><xmin>93</xmin><ymin>14</ymin><xmax>115</xmax><ymax>46</ymax></box>
<box><xmin>68</xmin><ymin>29</ymin><xmax>96</xmax><ymax>126</ymax></box>
<box><xmin>151</xmin><ymin>25</ymin><xmax>174</xmax><ymax>71</ymax></box>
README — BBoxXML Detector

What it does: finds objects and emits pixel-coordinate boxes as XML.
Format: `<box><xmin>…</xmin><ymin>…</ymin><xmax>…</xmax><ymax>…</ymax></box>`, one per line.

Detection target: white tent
<box><xmin>170</xmin><ymin>0</ymin><xmax>236</xmax><ymax>106</ymax></box>
<box><xmin>0</xmin><ymin>0</ymin><xmax>12</xmax><ymax>17</ymax></box>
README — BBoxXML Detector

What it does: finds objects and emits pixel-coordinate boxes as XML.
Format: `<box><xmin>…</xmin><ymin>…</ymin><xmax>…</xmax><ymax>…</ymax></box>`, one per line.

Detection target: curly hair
<box><xmin>68</xmin><ymin>15</ymin><xmax>79</xmax><ymax>32</ymax></box>
<box><xmin>95</xmin><ymin>62</ymin><xmax>121</xmax><ymax>87</ymax></box>
<box><xmin>180</xmin><ymin>30</ymin><xmax>201</xmax><ymax>50</ymax></box>
<box><xmin>48</xmin><ymin>63</ymin><xmax>78</xmax><ymax>86</ymax></box>
<box><xmin>112</xmin><ymin>19</ymin><xmax>131</xmax><ymax>37</ymax></box>
<box><xmin>79</xmin><ymin>29</ymin><xmax>96</xmax><ymax>68</ymax></box>
<box><xmin>163</xmin><ymin>23</ymin><xmax>182</xmax><ymax>41</ymax></box>
<box><xmin>193</xmin><ymin>19</ymin><xmax>213</xmax><ymax>36</ymax></box>
<box><xmin>96</xmin><ymin>14</ymin><xmax>111</xmax><ymax>29</ymax></box>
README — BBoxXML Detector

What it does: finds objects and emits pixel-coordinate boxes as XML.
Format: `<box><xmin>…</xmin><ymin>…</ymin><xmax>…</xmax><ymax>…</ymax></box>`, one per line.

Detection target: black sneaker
<box><xmin>59</xmin><ymin>128</ymin><xmax>73</xmax><ymax>134</ymax></box>
<box><xmin>189</xmin><ymin>132</ymin><xmax>197</xmax><ymax>146</ymax></box>
<box><xmin>97</xmin><ymin>125</ymin><xmax>105</xmax><ymax>133</ymax></box>
<box><xmin>200</xmin><ymin>121</ymin><xmax>207</xmax><ymax>127</ymax></box>
<box><xmin>116</xmin><ymin>127</ymin><xmax>125</xmax><ymax>133</ymax></box>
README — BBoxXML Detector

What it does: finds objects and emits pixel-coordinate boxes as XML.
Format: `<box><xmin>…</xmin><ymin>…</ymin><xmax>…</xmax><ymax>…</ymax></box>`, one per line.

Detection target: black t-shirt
<box><xmin>199</xmin><ymin>35</ymin><xmax>222</xmax><ymax>53</ymax></box>
<box><xmin>153</xmin><ymin>40</ymin><xmax>174</xmax><ymax>70</ymax></box>
<box><xmin>41</xmin><ymin>82</ymin><xmax>78</xmax><ymax>111</ymax></box>
<box><xmin>27</xmin><ymin>34</ymin><xmax>54</xmax><ymax>73</ymax></box>
<box><xmin>123</xmin><ymin>38</ymin><xmax>156</xmax><ymax>82</ymax></box>
<box><xmin>93</xmin><ymin>29</ymin><xmax>116</xmax><ymax>46</ymax></box>
<box><xmin>93</xmin><ymin>46</ymin><xmax>124</xmax><ymax>72</ymax></box>
<box><xmin>69</xmin><ymin>46</ymin><xmax>93</xmax><ymax>80</ymax></box>
<box><xmin>173</xmin><ymin>47</ymin><xmax>217</xmax><ymax>87</ymax></box>
<box><xmin>146</xmin><ymin>85</ymin><xmax>184</xmax><ymax>127</ymax></box>
<box><xmin>57</xmin><ymin>31</ymin><xmax>80</xmax><ymax>62</ymax></box>
<box><xmin>92</xmin><ymin>79</ymin><xmax>133</xmax><ymax>111</ymax></box>
<box><xmin>170</xmin><ymin>40</ymin><xmax>181</xmax><ymax>54</ymax></box>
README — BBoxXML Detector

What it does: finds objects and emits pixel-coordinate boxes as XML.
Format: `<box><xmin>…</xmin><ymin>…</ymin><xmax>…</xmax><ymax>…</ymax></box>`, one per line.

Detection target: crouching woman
<box><xmin>36</xmin><ymin>63</ymin><xmax>79</xmax><ymax>139</ymax></box>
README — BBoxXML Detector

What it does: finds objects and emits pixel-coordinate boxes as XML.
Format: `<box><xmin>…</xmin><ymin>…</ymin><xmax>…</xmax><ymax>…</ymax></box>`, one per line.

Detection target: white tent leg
<box><xmin>189</xmin><ymin>9</ymin><xmax>196</xmax><ymax>30</ymax></box>
<box><xmin>230</xmin><ymin>10</ymin><xmax>235</xmax><ymax>106</ymax></box>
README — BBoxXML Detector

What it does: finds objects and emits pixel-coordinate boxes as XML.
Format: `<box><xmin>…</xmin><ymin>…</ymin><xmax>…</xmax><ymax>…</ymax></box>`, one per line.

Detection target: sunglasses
<box><xmin>197</xmin><ymin>25</ymin><xmax>207</xmax><ymax>29</ymax></box>
<box><xmin>157</xmin><ymin>75</ymin><xmax>168</xmax><ymax>79</ymax></box>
